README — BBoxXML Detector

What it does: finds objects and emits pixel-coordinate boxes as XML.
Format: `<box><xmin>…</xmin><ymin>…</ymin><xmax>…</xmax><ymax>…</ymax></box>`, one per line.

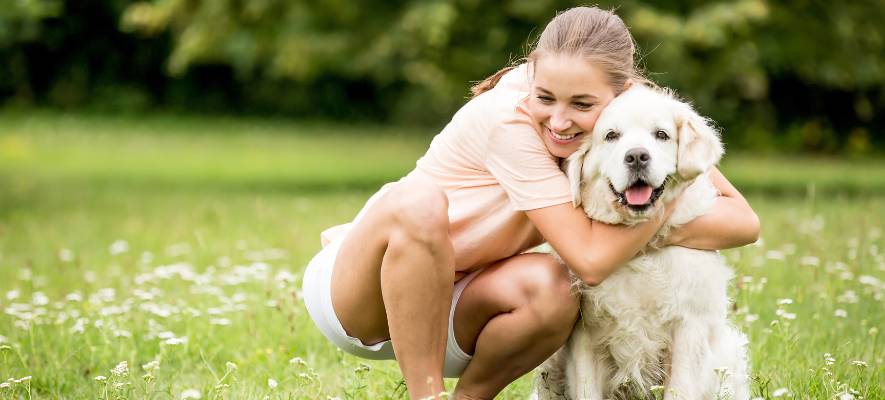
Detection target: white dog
<box><xmin>531</xmin><ymin>85</ymin><xmax>750</xmax><ymax>400</ymax></box>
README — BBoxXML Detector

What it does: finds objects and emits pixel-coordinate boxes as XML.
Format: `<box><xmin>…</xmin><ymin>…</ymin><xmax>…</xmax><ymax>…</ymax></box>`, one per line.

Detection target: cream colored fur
<box><xmin>531</xmin><ymin>86</ymin><xmax>750</xmax><ymax>400</ymax></box>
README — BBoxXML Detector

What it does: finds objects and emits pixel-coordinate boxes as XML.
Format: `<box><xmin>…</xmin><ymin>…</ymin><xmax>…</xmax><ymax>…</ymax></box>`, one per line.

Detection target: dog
<box><xmin>531</xmin><ymin>85</ymin><xmax>750</xmax><ymax>400</ymax></box>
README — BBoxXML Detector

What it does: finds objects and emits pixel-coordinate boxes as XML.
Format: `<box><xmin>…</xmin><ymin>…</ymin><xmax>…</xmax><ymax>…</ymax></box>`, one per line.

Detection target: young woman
<box><xmin>302</xmin><ymin>7</ymin><xmax>760</xmax><ymax>399</ymax></box>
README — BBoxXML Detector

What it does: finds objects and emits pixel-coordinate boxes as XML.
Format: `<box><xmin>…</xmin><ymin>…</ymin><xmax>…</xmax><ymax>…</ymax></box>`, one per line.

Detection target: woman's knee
<box><xmin>384</xmin><ymin>180</ymin><xmax>451</xmax><ymax>247</ymax></box>
<box><xmin>518</xmin><ymin>255</ymin><xmax>579</xmax><ymax>331</ymax></box>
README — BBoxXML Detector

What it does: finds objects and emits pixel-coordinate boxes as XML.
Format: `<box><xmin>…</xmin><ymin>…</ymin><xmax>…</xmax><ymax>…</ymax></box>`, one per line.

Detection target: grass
<box><xmin>0</xmin><ymin>111</ymin><xmax>882</xmax><ymax>399</ymax></box>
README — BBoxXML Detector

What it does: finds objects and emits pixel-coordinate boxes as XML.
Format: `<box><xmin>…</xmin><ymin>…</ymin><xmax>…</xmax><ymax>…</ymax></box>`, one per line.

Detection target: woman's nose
<box><xmin>549</xmin><ymin>109</ymin><xmax>572</xmax><ymax>132</ymax></box>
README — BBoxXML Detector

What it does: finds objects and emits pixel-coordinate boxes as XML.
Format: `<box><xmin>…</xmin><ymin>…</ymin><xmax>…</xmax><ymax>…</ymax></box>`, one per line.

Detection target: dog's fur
<box><xmin>531</xmin><ymin>86</ymin><xmax>750</xmax><ymax>400</ymax></box>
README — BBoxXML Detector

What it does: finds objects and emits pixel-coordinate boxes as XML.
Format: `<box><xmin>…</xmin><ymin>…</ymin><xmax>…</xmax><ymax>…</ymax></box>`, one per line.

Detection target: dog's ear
<box><xmin>565</xmin><ymin>139</ymin><xmax>592</xmax><ymax>208</ymax></box>
<box><xmin>675</xmin><ymin>103</ymin><xmax>724</xmax><ymax>180</ymax></box>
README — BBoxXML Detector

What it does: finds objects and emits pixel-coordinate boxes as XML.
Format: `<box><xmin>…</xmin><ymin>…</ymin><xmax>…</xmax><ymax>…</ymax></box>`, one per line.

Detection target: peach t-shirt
<box><xmin>321</xmin><ymin>64</ymin><xmax>572</xmax><ymax>271</ymax></box>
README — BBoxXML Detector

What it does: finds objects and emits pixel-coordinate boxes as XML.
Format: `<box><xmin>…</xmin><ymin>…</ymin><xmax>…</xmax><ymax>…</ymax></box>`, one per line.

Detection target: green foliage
<box><xmin>0</xmin><ymin>0</ymin><xmax>62</xmax><ymax>46</ymax></box>
<box><xmin>0</xmin><ymin>1</ymin><xmax>883</xmax><ymax>151</ymax></box>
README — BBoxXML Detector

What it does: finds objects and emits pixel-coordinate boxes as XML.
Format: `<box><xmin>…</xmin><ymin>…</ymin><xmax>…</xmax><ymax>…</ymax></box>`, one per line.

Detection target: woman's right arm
<box><xmin>526</xmin><ymin>202</ymin><xmax>673</xmax><ymax>285</ymax></box>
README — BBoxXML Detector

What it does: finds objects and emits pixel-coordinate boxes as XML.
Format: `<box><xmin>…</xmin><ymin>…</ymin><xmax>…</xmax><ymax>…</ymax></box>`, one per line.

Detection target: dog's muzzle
<box><xmin>609</xmin><ymin>177</ymin><xmax>667</xmax><ymax>212</ymax></box>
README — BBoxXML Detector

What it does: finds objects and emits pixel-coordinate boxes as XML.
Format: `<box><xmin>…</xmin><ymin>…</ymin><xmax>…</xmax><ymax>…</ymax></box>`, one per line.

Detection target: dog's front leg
<box><xmin>665</xmin><ymin>319</ymin><xmax>714</xmax><ymax>400</ymax></box>
<box><xmin>564</xmin><ymin>322</ymin><xmax>607</xmax><ymax>400</ymax></box>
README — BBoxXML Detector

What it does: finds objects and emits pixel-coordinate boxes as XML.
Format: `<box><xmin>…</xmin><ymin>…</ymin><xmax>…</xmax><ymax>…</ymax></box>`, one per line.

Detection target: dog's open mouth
<box><xmin>609</xmin><ymin>179</ymin><xmax>666</xmax><ymax>211</ymax></box>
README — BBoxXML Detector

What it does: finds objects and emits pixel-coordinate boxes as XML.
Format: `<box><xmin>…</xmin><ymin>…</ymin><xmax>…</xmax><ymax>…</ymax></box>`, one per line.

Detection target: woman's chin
<box><xmin>544</xmin><ymin>136</ymin><xmax>583</xmax><ymax>158</ymax></box>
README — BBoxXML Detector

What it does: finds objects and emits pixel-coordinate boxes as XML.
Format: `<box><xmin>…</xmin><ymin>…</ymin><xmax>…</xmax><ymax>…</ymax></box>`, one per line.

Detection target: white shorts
<box><xmin>302</xmin><ymin>237</ymin><xmax>478</xmax><ymax>378</ymax></box>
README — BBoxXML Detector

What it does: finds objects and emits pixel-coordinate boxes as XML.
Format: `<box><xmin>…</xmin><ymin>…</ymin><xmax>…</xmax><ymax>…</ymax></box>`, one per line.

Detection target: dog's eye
<box><xmin>655</xmin><ymin>130</ymin><xmax>670</xmax><ymax>140</ymax></box>
<box><xmin>605</xmin><ymin>130</ymin><xmax>620</xmax><ymax>141</ymax></box>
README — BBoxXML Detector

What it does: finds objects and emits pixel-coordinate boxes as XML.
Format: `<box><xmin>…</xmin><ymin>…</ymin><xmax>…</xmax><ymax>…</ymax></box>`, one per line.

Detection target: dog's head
<box><xmin>566</xmin><ymin>85</ymin><xmax>723</xmax><ymax>224</ymax></box>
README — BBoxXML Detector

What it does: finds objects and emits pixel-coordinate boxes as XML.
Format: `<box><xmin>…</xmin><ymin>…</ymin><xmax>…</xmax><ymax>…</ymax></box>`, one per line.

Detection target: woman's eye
<box><xmin>574</xmin><ymin>102</ymin><xmax>593</xmax><ymax>110</ymax></box>
<box><xmin>655</xmin><ymin>130</ymin><xmax>670</xmax><ymax>140</ymax></box>
<box><xmin>605</xmin><ymin>130</ymin><xmax>620</xmax><ymax>141</ymax></box>
<box><xmin>536</xmin><ymin>96</ymin><xmax>554</xmax><ymax>104</ymax></box>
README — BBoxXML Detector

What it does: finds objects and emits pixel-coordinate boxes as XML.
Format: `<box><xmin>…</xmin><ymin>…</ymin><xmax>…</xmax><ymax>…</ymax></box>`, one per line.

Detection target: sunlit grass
<box><xmin>0</xmin><ymin>112</ymin><xmax>882</xmax><ymax>399</ymax></box>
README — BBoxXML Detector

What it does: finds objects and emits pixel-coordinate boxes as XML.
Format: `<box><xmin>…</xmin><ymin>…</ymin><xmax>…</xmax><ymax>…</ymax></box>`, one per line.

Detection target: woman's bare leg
<box><xmin>451</xmin><ymin>253</ymin><xmax>579</xmax><ymax>399</ymax></box>
<box><xmin>331</xmin><ymin>179</ymin><xmax>454</xmax><ymax>398</ymax></box>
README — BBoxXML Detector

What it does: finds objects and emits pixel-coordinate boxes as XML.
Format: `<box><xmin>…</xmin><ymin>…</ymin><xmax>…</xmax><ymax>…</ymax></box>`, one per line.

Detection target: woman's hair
<box><xmin>470</xmin><ymin>7</ymin><xmax>647</xmax><ymax>98</ymax></box>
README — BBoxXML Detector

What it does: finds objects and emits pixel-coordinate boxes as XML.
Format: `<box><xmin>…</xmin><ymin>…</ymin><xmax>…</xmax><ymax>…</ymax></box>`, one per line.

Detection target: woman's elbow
<box><xmin>740</xmin><ymin>210</ymin><xmax>762</xmax><ymax>246</ymax></box>
<box><xmin>572</xmin><ymin>257</ymin><xmax>609</xmax><ymax>287</ymax></box>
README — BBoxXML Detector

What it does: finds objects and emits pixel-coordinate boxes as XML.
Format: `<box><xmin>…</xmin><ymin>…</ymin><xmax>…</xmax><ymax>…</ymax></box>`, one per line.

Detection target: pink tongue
<box><xmin>625</xmin><ymin>185</ymin><xmax>653</xmax><ymax>205</ymax></box>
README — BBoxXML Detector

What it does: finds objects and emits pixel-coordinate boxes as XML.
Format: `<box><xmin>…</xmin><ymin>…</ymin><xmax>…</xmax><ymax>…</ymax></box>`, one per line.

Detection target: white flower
<box><xmin>766</xmin><ymin>250</ymin><xmax>785</xmax><ymax>261</ymax></box>
<box><xmin>837</xmin><ymin>290</ymin><xmax>859</xmax><ymax>304</ymax></box>
<box><xmin>94</xmin><ymin>375</ymin><xmax>107</xmax><ymax>382</ymax></box>
<box><xmin>0</xmin><ymin>382</ymin><xmax>10</xmax><ymax>389</ymax></box>
<box><xmin>181</xmin><ymin>389</ymin><xmax>202</xmax><ymax>399</ymax></box>
<box><xmin>142</xmin><ymin>360</ymin><xmax>160</xmax><ymax>372</ymax></box>
<box><xmin>267</xmin><ymin>378</ymin><xmax>278</xmax><ymax>389</ymax></box>
<box><xmin>6</xmin><ymin>290</ymin><xmax>19</xmax><ymax>300</ymax></box>
<box><xmin>744</xmin><ymin>314</ymin><xmax>759</xmax><ymax>323</ymax></box>
<box><xmin>15</xmin><ymin>376</ymin><xmax>31</xmax><ymax>383</ymax></box>
<box><xmin>771</xmin><ymin>387</ymin><xmax>790</xmax><ymax>397</ymax></box>
<box><xmin>799</xmin><ymin>256</ymin><xmax>820</xmax><ymax>267</ymax></box>
<box><xmin>850</xmin><ymin>360</ymin><xmax>868</xmax><ymax>368</ymax></box>
<box><xmin>111</xmin><ymin>361</ymin><xmax>129</xmax><ymax>377</ymax></box>
<box><xmin>834</xmin><ymin>309</ymin><xmax>848</xmax><ymax>318</ymax></box>
<box><xmin>839</xmin><ymin>393</ymin><xmax>855</xmax><ymax>400</ymax></box>
<box><xmin>209</xmin><ymin>318</ymin><xmax>231</xmax><ymax>326</ymax></box>
<box><xmin>226</xmin><ymin>361</ymin><xmax>237</xmax><ymax>372</ymax></box>
<box><xmin>777</xmin><ymin>298</ymin><xmax>793</xmax><ymax>305</ymax></box>
<box><xmin>109</xmin><ymin>240</ymin><xmax>130</xmax><ymax>255</ymax></box>
<box><xmin>58</xmin><ymin>248</ymin><xmax>74</xmax><ymax>262</ymax></box>
<box><xmin>289</xmin><ymin>357</ymin><xmax>306</xmax><ymax>366</ymax></box>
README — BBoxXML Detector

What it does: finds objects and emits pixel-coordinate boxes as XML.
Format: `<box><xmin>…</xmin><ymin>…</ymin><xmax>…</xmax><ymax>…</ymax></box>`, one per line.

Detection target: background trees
<box><xmin>1</xmin><ymin>0</ymin><xmax>882</xmax><ymax>153</ymax></box>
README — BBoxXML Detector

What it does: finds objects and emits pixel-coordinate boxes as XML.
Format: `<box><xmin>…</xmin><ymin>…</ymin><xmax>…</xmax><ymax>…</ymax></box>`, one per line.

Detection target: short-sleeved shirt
<box><xmin>321</xmin><ymin>64</ymin><xmax>572</xmax><ymax>271</ymax></box>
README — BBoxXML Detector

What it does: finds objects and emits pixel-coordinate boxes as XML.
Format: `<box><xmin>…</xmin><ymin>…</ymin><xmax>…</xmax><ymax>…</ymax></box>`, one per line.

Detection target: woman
<box><xmin>302</xmin><ymin>7</ymin><xmax>760</xmax><ymax>399</ymax></box>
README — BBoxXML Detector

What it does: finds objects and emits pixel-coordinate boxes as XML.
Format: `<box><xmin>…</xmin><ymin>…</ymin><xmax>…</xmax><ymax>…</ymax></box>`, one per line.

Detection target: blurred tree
<box><xmin>0</xmin><ymin>0</ymin><xmax>882</xmax><ymax>152</ymax></box>
<box><xmin>0</xmin><ymin>0</ymin><xmax>62</xmax><ymax>102</ymax></box>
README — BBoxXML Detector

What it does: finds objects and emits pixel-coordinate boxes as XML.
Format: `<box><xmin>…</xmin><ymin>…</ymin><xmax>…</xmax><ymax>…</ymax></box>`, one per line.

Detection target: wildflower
<box><xmin>210</xmin><ymin>318</ymin><xmax>231</xmax><ymax>326</ymax></box>
<box><xmin>834</xmin><ymin>309</ymin><xmax>847</xmax><ymax>318</ymax></box>
<box><xmin>838</xmin><ymin>393</ymin><xmax>855</xmax><ymax>400</ymax></box>
<box><xmin>181</xmin><ymin>389</ymin><xmax>201</xmax><ymax>399</ymax></box>
<box><xmin>824</xmin><ymin>353</ymin><xmax>835</xmax><ymax>366</ymax></box>
<box><xmin>226</xmin><ymin>361</ymin><xmax>237</xmax><ymax>372</ymax></box>
<box><xmin>744</xmin><ymin>314</ymin><xmax>759</xmax><ymax>323</ymax></box>
<box><xmin>109</xmin><ymin>240</ymin><xmax>130</xmax><ymax>255</ymax></box>
<box><xmin>771</xmin><ymin>388</ymin><xmax>791</xmax><ymax>397</ymax></box>
<box><xmin>6</xmin><ymin>290</ymin><xmax>19</xmax><ymax>300</ymax></box>
<box><xmin>850</xmin><ymin>360</ymin><xmax>868</xmax><ymax>368</ymax></box>
<box><xmin>0</xmin><ymin>382</ymin><xmax>9</xmax><ymax>389</ymax></box>
<box><xmin>58</xmin><ymin>248</ymin><xmax>74</xmax><ymax>262</ymax></box>
<box><xmin>799</xmin><ymin>256</ymin><xmax>820</xmax><ymax>267</ymax></box>
<box><xmin>267</xmin><ymin>378</ymin><xmax>278</xmax><ymax>389</ymax></box>
<box><xmin>289</xmin><ymin>357</ymin><xmax>307</xmax><ymax>366</ymax></box>
<box><xmin>94</xmin><ymin>376</ymin><xmax>108</xmax><ymax>382</ymax></box>
<box><xmin>111</xmin><ymin>361</ymin><xmax>129</xmax><ymax>377</ymax></box>
<box><xmin>777</xmin><ymin>298</ymin><xmax>793</xmax><ymax>305</ymax></box>
<box><xmin>837</xmin><ymin>290</ymin><xmax>859</xmax><ymax>304</ymax></box>
<box><xmin>142</xmin><ymin>360</ymin><xmax>160</xmax><ymax>372</ymax></box>
<box><xmin>15</xmin><ymin>376</ymin><xmax>31</xmax><ymax>383</ymax></box>
<box><xmin>766</xmin><ymin>250</ymin><xmax>785</xmax><ymax>261</ymax></box>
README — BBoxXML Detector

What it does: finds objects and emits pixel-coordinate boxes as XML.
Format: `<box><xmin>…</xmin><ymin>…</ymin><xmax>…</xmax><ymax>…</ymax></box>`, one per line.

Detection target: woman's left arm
<box><xmin>664</xmin><ymin>168</ymin><xmax>761</xmax><ymax>250</ymax></box>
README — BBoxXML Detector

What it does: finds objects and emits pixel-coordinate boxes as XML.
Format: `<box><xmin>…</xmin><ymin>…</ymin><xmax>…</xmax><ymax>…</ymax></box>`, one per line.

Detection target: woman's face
<box><xmin>526</xmin><ymin>54</ymin><xmax>617</xmax><ymax>158</ymax></box>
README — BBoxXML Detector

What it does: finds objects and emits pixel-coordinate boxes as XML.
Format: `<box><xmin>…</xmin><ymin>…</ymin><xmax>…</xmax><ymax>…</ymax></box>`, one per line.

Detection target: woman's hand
<box><xmin>662</xmin><ymin>168</ymin><xmax>760</xmax><ymax>250</ymax></box>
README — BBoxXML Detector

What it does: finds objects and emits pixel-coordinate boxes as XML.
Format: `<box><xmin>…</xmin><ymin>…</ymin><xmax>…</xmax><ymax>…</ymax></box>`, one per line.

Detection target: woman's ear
<box><xmin>565</xmin><ymin>140</ymin><xmax>593</xmax><ymax>208</ymax></box>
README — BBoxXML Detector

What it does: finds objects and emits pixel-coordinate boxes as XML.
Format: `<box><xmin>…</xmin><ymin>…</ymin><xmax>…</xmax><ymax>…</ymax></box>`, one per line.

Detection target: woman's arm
<box><xmin>664</xmin><ymin>168</ymin><xmax>760</xmax><ymax>250</ymax></box>
<box><xmin>526</xmin><ymin>201</ymin><xmax>675</xmax><ymax>286</ymax></box>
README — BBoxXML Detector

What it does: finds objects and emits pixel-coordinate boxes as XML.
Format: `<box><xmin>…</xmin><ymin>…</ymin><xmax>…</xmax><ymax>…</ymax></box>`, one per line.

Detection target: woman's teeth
<box><xmin>547</xmin><ymin>127</ymin><xmax>579</xmax><ymax>141</ymax></box>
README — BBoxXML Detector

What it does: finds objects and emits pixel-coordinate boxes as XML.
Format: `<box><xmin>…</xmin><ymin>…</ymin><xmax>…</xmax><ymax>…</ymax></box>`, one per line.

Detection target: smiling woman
<box><xmin>300</xmin><ymin>6</ymin><xmax>759</xmax><ymax>400</ymax></box>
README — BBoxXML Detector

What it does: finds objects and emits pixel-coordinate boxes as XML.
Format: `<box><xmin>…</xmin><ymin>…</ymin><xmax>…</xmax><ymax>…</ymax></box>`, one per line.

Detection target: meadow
<box><xmin>0</xmin><ymin>112</ymin><xmax>882</xmax><ymax>399</ymax></box>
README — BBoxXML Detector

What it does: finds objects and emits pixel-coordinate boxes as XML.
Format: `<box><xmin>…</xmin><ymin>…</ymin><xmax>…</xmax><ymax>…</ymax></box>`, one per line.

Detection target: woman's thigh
<box><xmin>330</xmin><ymin>177</ymin><xmax>451</xmax><ymax>345</ymax></box>
<box><xmin>452</xmin><ymin>252</ymin><xmax>577</xmax><ymax>355</ymax></box>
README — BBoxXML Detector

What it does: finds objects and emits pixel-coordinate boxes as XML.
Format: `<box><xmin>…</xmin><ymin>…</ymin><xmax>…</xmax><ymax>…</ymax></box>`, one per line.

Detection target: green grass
<box><xmin>0</xmin><ymin>112</ymin><xmax>882</xmax><ymax>399</ymax></box>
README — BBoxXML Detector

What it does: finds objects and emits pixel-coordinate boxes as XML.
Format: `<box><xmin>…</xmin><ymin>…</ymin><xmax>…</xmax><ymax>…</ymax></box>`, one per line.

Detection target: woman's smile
<box><xmin>544</xmin><ymin>125</ymin><xmax>584</xmax><ymax>144</ymax></box>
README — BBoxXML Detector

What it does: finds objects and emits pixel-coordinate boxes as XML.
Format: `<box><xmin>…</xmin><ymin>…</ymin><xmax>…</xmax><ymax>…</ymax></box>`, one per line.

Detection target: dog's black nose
<box><xmin>624</xmin><ymin>147</ymin><xmax>651</xmax><ymax>169</ymax></box>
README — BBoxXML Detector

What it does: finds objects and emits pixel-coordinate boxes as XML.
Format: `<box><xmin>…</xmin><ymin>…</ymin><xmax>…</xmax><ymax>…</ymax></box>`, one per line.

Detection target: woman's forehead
<box><xmin>532</xmin><ymin>55</ymin><xmax>614</xmax><ymax>98</ymax></box>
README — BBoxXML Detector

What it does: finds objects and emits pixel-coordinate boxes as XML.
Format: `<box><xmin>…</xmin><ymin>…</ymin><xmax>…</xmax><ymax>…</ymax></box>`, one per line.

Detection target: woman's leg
<box><xmin>452</xmin><ymin>253</ymin><xmax>579</xmax><ymax>399</ymax></box>
<box><xmin>330</xmin><ymin>178</ymin><xmax>454</xmax><ymax>398</ymax></box>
